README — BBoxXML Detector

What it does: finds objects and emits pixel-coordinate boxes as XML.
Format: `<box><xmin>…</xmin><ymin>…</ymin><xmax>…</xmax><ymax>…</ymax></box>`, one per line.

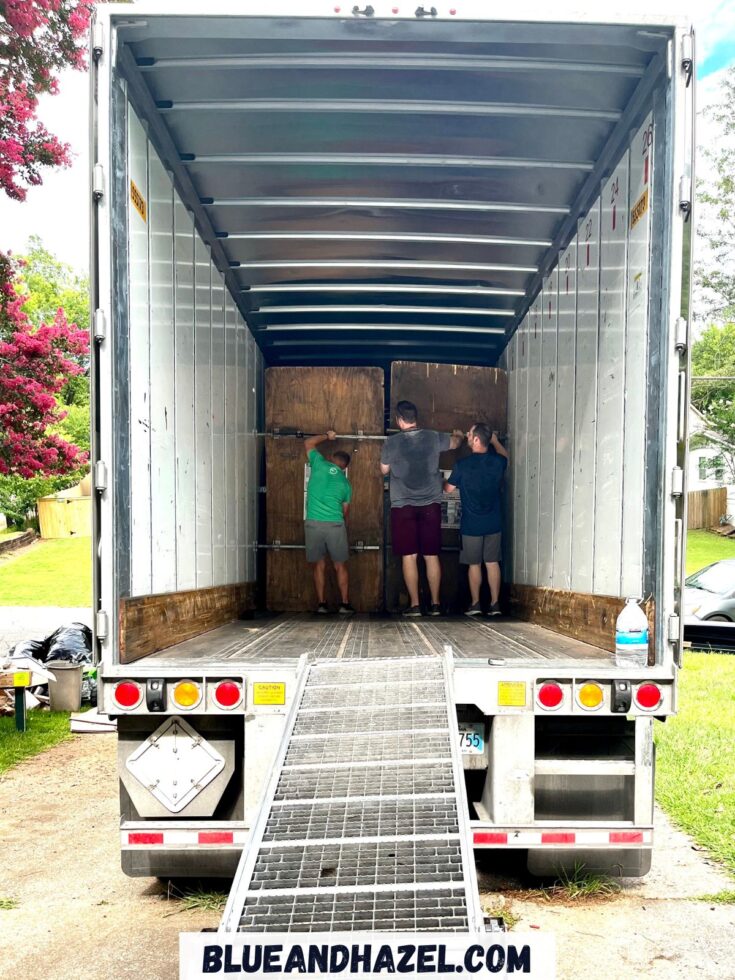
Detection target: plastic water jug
<box><xmin>615</xmin><ymin>597</ymin><xmax>649</xmax><ymax>668</ymax></box>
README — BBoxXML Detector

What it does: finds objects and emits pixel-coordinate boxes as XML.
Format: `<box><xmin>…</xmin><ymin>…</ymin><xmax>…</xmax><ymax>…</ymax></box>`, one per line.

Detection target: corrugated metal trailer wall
<box><xmin>508</xmin><ymin>113</ymin><xmax>654</xmax><ymax>605</ymax></box>
<box><xmin>126</xmin><ymin>104</ymin><xmax>262</xmax><ymax>599</ymax></box>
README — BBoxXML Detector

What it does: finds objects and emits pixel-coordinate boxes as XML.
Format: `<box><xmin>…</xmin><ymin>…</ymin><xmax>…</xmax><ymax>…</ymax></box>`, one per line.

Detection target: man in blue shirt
<box><xmin>445</xmin><ymin>423</ymin><xmax>509</xmax><ymax>617</ymax></box>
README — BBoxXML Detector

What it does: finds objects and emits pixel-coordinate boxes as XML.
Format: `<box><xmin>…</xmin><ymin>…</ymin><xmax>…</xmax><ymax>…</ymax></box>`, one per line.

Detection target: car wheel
<box><xmin>705</xmin><ymin>615</ymin><xmax>731</xmax><ymax>622</ymax></box>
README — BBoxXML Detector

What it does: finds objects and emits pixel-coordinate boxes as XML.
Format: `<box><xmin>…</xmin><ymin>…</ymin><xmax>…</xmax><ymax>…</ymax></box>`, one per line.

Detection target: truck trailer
<box><xmin>90</xmin><ymin>4</ymin><xmax>694</xmax><ymax>911</ymax></box>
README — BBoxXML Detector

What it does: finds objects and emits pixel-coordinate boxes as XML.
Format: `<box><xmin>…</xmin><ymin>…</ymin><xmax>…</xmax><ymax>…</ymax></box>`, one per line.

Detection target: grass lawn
<box><xmin>656</xmin><ymin>652</ymin><xmax>735</xmax><ymax>878</ymax></box>
<box><xmin>0</xmin><ymin>538</ymin><xmax>91</xmax><ymax>606</ymax></box>
<box><xmin>0</xmin><ymin>711</ymin><xmax>73</xmax><ymax>774</ymax></box>
<box><xmin>686</xmin><ymin>529</ymin><xmax>735</xmax><ymax>576</ymax></box>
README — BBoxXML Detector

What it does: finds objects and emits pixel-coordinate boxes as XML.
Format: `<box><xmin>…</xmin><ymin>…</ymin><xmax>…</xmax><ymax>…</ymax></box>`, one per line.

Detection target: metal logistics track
<box><xmin>221</xmin><ymin>655</ymin><xmax>483</xmax><ymax>933</ymax></box>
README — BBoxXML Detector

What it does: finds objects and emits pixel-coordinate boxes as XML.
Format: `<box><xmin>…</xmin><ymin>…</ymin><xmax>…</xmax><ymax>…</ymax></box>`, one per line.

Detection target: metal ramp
<box><xmin>221</xmin><ymin>655</ymin><xmax>483</xmax><ymax>933</ymax></box>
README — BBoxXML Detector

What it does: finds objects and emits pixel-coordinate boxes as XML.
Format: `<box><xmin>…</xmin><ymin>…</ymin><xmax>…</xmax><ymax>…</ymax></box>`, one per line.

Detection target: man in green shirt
<box><xmin>304</xmin><ymin>430</ymin><xmax>354</xmax><ymax>614</ymax></box>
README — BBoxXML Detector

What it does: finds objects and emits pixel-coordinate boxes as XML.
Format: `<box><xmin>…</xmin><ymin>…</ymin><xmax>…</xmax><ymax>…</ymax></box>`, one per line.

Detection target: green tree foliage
<box><xmin>691</xmin><ymin>323</ymin><xmax>735</xmax><ymax>483</ymax></box>
<box><xmin>0</xmin><ymin>472</ymin><xmax>85</xmax><ymax>529</ymax></box>
<box><xmin>696</xmin><ymin>67</ymin><xmax>735</xmax><ymax>321</ymax></box>
<box><xmin>18</xmin><ymin>235</ymin><xmax>89</xmax><ymax>334</ymax></box>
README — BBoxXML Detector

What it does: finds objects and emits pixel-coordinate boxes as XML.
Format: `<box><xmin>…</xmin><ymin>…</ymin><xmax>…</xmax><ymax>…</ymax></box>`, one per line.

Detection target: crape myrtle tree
<box><xmin>0</xmin><ymin>1</ymin><xmax>93</xmax><ymax>515</ymax></box>
<box><xmin>0</xmin><ymin>0</ymin><xmax>94</xmax><ymax>202</ymax></box>
<box><xmin>0</xmin><ymin>253</ymin><xmax>89</xmax><ymax>479</ymax></box>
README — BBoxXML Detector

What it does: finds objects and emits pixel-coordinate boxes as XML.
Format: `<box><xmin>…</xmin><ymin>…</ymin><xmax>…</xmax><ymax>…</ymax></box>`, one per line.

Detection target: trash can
<box><xmin>47</xmin><ymin>661</ymin><xmax>83</xmax><ymax>711</ymax></box>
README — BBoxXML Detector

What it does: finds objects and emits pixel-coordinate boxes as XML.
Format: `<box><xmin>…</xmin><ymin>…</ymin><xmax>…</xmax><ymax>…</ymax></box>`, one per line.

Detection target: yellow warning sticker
<box><xmin>253</xmin><ymin>682</ymin><xmax>286</xmax><ymax>706</ymax></box>
<box><xmin>13</xmin><ymin>671</ymin><xmax>31</xmax><ymax>687</ymax></box>
<box><xmin>630</xmin><ymin>188</ymin><xmax>649</xmax><ymax>229</ymax></box>
<box><xmin>497</xmin><ymin>681</ymin><xmax>527</xmax><ymax>708</ymax></box>
<box><xmin>130</xmin><ymin>179</ymin><xmax>147</xmax><ymax>222</ymax></box>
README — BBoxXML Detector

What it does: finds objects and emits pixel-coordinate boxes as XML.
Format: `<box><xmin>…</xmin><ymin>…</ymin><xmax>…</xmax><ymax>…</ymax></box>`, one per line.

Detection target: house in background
<box><xmin>688</xmin><ymin>405</ymin><xmax>734</xmax><ymax>521</ymax></box>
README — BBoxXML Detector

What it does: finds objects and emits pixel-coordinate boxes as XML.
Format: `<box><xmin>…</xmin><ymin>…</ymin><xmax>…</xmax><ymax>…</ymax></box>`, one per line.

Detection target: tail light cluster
<box><xmin>112</xmin><ymin>678</ymin><xmax>243</xmax><ymax>712</ymax></box>
<box><xmin>535</xmin><ymin>679</ymin><xmax>664</xmax><ymax>712</ymax></box>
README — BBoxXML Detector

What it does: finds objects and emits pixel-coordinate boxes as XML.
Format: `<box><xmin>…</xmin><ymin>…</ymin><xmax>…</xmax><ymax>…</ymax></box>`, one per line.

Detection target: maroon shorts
<box><xmin>391</xmin><ymin>503</ymin><xmax>442</xmax><ymax>557</ymax></box>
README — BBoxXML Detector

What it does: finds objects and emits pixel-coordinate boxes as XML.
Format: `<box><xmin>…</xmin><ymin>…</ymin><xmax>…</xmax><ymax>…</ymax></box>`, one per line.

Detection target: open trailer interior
<box><xmin>92</xmin><ymin>7</ymin><xmax>691</xmax><ymax>674</ymax></box>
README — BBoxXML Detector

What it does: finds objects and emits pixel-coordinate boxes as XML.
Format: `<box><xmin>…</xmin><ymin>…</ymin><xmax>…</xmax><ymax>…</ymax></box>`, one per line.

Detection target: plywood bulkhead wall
<box><xmin>265</xmin><ymin>367</ymin><xmax>385</xmax><ymax>611</ymax></box>
<box><xmin>387</xmin><ymin>362</ymin><xmax>508</xmax><ymax>612</ymax></box>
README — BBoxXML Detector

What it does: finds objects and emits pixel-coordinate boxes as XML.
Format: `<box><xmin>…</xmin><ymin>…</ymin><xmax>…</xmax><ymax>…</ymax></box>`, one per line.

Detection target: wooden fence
<box><xmin>688</xmin><ymin>487</ymin><xmax>728</xmax><ymax>530</ymax></box>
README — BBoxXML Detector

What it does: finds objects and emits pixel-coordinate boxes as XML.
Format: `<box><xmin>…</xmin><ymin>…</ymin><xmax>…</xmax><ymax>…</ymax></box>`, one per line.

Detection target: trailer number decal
<box><xmin>497</xmin><ymin>681</ymin><xmax>527</xmax><ymax>707</ymax></box>
<box><xmin>630</xmin><ymin>189</ymin><xmax>649</xmax><ymax>229</ymax></box>
<box><xmin>130</xmin><ymin>179</ymin><xmax>147</xmax><ymax>222</ymax></box>
<box><xmin>253</xmin><ymin>682</ymin><xmax>286</xmax><ymax>706</ymax></box>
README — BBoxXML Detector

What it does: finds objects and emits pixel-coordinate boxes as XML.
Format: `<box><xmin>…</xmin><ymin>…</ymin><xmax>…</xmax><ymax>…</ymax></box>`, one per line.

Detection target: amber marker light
<box><xmin>577</xmin><ymin>682</ymin><xmax>604</xmax><ymax>710</ymax></box>
<box><xmin>172</xmin><ymin>680</ymin><xmax>201</xmax><ymax>709</ymax></box>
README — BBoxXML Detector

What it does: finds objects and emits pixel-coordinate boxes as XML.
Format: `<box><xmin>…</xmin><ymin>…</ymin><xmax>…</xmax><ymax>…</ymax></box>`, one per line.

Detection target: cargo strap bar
<box><xmin>220</xmin><ymin>655</ymin><xmax>482</xmax><ymax>934</ymax></box>
<box><xmin>258</xmin><ymin>430</ymin><xmax>386</xmax><ymax>440</ymax></box>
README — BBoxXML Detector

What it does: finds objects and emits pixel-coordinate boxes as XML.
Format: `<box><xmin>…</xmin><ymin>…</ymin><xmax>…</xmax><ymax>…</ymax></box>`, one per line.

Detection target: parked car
<box><xmin>684</xmin><ymin>560</ymin><xmax>735</xmax><ymax>621</ymax></box>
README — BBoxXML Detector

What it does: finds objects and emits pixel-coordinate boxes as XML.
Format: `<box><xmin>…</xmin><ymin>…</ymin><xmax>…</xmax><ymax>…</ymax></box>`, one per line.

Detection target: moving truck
<box><xmin>90</xmin><ymin>4</ymin><xmax>694</xmax><ymax>881</ymax></box>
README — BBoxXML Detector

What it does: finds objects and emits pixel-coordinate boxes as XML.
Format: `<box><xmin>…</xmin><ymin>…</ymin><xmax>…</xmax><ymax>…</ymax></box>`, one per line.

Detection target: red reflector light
<box><xmin>199</xmin><ymin>831</ymin><xmax>234</xmax><ymax>845</ymax></box>
<box><xmin>537</xmin><ymin>682</ymin><xmax>563</xmax><ymax>709</ymax></box>
<box><xmin>114</xmin><ymin>681</ymin><xmax>141</xmax><ymax>709</ymax></box>
<box><xmin>128</xmin><ymin>832</ymin><xmax>163</xmax><ymax>845</ymax></box>
<box><xmin>541</xmin><ymin>832</ymin><xmax>575</xmax><ymax>844</ymax></box>
<box><xmin>214</xmin><ymin>681</ymin><xmax>242</xmax><ymax>708</ymax></box>
<box><xmin>635</xmin><ymin>683</ymin><xmax>662</xmax><ymax>710</ymax></box>
<box><xmin>610</xmin><ymin>831</ymin><xmax>644</xmax><ymax>844</ymax></box>
<box><xmin>474</xmin><ymin>832</ymin><xmax>508</xmax><ymax>845</ymax></box>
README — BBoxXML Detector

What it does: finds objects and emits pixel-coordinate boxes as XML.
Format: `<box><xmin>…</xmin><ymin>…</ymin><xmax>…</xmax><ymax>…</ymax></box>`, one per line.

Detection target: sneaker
<box><xmin>316</xmin><ymin>603</ymin><xmax>329</xmax><ymax>615</ymax></box>
<box><xmin>338</xmin><ymin>603</ymin><xmax>355</xmax><ymax>616</ymax></box>
<box><xmin>428</xmin><ymin>603</ymin><xmax>442</xmax><ymax>617</ymax></box>
<box><xmin>487</xmin><ymin>602</ymin><xmax>502</xmax><ymax>617</ymax></box>
<box><xmin>465</xmin><ymin>603</ymin><xmax>482</xmax><ymax>617</ymax></box>
<box><xmin>402</xmin><ymin>605</ymin><xmax>422</xmax><ymax>618</ymax></box>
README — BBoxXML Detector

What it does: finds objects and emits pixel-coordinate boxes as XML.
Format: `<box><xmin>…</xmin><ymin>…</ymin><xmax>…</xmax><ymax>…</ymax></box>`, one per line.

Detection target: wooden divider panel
<box><xmin>265</xmin><ymin>367</ymin><xmax>385</xmax><ymax>611</ymax></box>
<box><xmin>266</xmin><ymin>366</ymin><xmax>384</xmax><ymax>435</ymax></box>
<box><xmin>390</xmin><ymin>362</ymin><xmax>507</xmax><ymax>435</ymax></box>
<box><xmin>119</xmin><ymin>583</ymin><xmax>255</xmax><ymax>664</ymax></box>
<box><xmin>510</xmin><ymin>584</ymin><xmax>655</xmax><ymax>660</ymax></box>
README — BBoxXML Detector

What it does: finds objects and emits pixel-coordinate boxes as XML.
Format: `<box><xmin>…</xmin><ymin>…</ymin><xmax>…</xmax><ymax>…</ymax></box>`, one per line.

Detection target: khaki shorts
<box><xmin>460</xmin><ymin>532</ymin><xmax>502</xmax><ymax>565</ymax></box>
<box><xmin>304</xmin><ymin>521</ymin><xmax>349</xmax><ymax>563</ymax></box>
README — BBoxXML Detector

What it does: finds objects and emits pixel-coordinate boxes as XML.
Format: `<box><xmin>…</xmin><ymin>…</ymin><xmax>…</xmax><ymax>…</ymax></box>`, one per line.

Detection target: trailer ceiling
<box><xmin>114</xmin><ymin>13</ymin><xmax>672</xmax><ymax>367</ymax></box>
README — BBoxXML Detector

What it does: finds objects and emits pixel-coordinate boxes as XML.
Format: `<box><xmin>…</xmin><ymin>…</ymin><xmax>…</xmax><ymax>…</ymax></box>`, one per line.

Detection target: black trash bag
<box><xmin>8</xmin><ymin>637</ymin><xmax>49</xmax><ymax>661</ymax></box>
<box><xmin>45</xmin><ymin>623</ymin><xmax>93</xmax><ymax>665</ymax></box>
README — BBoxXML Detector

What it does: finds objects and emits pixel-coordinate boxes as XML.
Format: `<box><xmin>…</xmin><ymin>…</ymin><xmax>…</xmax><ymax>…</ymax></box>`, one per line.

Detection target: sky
<box><xmin>0</xmin><ymin>1</ymin><xmax>734</xmax><ymax>275</ymax></box>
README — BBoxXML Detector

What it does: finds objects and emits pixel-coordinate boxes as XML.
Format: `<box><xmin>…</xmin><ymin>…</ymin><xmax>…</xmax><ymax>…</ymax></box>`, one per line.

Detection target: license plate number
<box><xmin>458</xmin><ymin>723</ymin><xmax>485</xmax><ymax>755</ymax></box>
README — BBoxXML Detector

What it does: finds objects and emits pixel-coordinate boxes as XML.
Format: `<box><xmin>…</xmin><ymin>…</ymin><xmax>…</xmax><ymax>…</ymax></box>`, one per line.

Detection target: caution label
<box><xmin>630</xmin><ymin>188</ymin><xmax>649</xmax><ymax>229</ymax></box>
<box><xmin>497</xmin><ymin>681</ymin><xmax>527</xmax><ymax>708</ymax></box>
<box><xmin>253</xmin><ymin>682</ymin><xmax>286</xmax><ymax>706</ymax></box>
<box><xmin>130</xmin><ymin>179</ymin><xmax>147</xmax><ymax>222</ymax></box>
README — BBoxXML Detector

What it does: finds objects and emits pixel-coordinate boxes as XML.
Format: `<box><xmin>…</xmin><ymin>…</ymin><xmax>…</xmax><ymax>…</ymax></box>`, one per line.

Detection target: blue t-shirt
<box><xmin>448</xmin><ymin>451</ymin><xmax>507</xmax><ymax>536</ymax></box>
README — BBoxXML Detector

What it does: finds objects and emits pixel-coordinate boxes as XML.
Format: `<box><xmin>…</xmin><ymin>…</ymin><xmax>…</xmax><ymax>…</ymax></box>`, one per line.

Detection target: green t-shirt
<box><xmin>306</xmin><ymin>449</ymin><xmax>352</xmax><ymax>522</ymax></box>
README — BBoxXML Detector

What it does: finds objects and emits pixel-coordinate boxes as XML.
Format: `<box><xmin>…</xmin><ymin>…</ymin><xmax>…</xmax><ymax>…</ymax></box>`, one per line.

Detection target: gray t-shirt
<box><xmin>381</xmin><ymin>429</ymin><xmax>451</xmax><ymax>507</ymax></box>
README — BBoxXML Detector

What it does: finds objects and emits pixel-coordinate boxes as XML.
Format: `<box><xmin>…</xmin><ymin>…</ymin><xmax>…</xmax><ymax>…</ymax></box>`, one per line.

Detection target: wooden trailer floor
<box><xmin>143</xmin><ymin>614</ymin><xmax>615</xmax><ymax>668</ymax></box>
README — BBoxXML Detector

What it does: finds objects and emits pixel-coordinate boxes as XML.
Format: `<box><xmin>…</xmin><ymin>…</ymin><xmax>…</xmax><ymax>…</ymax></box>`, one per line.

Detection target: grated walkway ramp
<box><xmin>221</xmin><ymin>656</ymin><xmax>482</xmax><ymax>933</ymax></box>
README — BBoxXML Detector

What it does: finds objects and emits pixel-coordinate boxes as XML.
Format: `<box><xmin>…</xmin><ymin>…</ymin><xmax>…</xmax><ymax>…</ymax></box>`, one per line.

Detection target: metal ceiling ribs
<box><xmin>116</xmin><ymin>14</ymin><xmax>669</xmax><ymax>365</ymax></box>
<box><xmin>220</xmin><ymin>656</ymin><xmax>483</xmax><ymax>933</ymax></box>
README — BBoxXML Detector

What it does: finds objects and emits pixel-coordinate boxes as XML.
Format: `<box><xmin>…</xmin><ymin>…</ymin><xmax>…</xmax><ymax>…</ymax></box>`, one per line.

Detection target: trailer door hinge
<box><xmin>668</xmin><ymin>615</ymin><xmax>680</xmax><ymax>643</ymax></box>
<box><xmin>681</xmin><ymin>34</ymin><xmax>694</xmax><ymax>85</ymax></box>
<box><xmin>96</xmin><ymin>611</ymin><xmax>109</xmax><ymax>640</ymax></box>
<box><xmin>671</xmin><ymin>466</ymin><xmax>684</xmax><ymax>497</ymax></box>
<box><xmin>94</xmin><ymin>460</ymin><xmax>108</xmax><ymax>492</ymax></box>
<box><xmin>675</xmin><ymin>316</ymin><xmax>688</xmax><ymax>354</ymax></box>
<box><xmin>93</xmin><ymin>164</ymin><xmax>104</xmax><ymax>202</ymax></box>
<box><xmin>93</xmin><ymin>308</ymin><xmax>106</xmax><ymax>342</ymax></box>
<box><xmin>679</xmin><ymin>176</ymin><xmax>691</xmax><ymax>220</ymax></box>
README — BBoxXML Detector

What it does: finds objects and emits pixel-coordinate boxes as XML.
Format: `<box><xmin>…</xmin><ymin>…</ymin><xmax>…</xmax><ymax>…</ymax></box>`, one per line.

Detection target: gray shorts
<box><xmin>304</xmin><ymin>520</ymin><xmax>349</xmax><ymax>563</ymax></box>
<box><xmin>460</xmin><ymin>532</ymin><xmax>502</xmax><ymax>565</ymax></box>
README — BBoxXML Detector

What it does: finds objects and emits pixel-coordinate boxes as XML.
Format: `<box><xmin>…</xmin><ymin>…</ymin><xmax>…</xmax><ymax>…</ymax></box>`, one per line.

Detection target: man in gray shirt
<box><xmin>380</xmin><ymin>400</ymin><xmax>463</xmax><ymax>616</ymax></box>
